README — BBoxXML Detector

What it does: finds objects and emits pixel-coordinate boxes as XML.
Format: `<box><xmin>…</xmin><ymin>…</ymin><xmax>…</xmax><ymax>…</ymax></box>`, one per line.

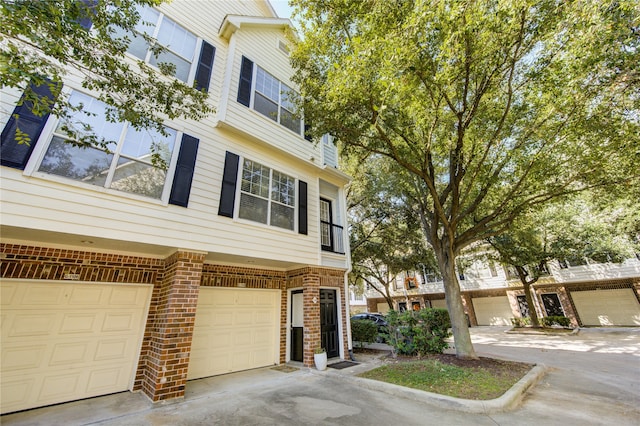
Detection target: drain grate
<box><xmin>328</xmin><ymin>361</ymin><xmax>359</xmax><ymax>369</ymax></box>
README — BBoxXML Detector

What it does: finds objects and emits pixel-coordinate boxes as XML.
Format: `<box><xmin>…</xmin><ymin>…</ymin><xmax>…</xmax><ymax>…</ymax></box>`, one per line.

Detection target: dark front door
<box><xmin>320</xmin><ymin>289</ymin><xmax>339</xmax><ymax>358</ymax></box>
<box><xmin>291</xmin><ymin>290</ymin><xmax>303</xmax><ymax>362</ymax></box>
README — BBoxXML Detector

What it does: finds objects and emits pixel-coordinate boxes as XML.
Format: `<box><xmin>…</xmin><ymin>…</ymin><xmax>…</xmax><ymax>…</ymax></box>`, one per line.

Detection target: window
<box><xmin>320</xmin><ymin>198</ymin><xmax>344</xmax><ymax>254</ymax></box>
<box><xmin>516</xmin><ymin>295</ymin><xmax>530</xmax><ymax>317</ymax></box>
<box><xmin>398</xmin><ymin>302</ymin><xmax>407</xmax><ymax>312</ymax></box>
<box><xmin>37</xmin><ymin>91</ymin><xmax>177</xmax><ymax>199</ymax></box>
<box><xmin>411</xmin><ymin>301</ymin><xmax>421</xmax><ymax>311</ymax></box>
<box><xmin>117</xmin><ymin>6</ymin><xmax>198</xmax><ymax>82</ymax></box>
<box><xmin>239</xmin><ymin>159</ymin><xmax>296</xmax><ymax>231</ymax></box>
<box><xmin>254</xmin><ymin>67</ymin><xmax>300</xmax><ymax>133</ymax></box>
<box><xmin>541</xmin><ymin>293</ymin><xmax>565</xmax><ymax>317</ymax></box>
<box><xmin>237</xmin><ymin>57</ymin><xmax>302</xmax><ymax>135</ymax></box>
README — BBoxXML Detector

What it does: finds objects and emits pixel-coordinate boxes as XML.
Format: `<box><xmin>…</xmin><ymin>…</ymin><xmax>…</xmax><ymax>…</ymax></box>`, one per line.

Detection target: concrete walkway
<box><xmin>3</xmin><ymin>327</ymin><xmax>639</xmax><ymax>425</ymax></box>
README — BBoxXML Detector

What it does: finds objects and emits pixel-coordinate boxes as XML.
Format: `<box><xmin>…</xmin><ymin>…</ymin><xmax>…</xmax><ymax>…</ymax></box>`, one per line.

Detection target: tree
<box><xmin>1</xmin><ymin>0</ymin><xmax>213</xmax><ymax>164</ymax></box>
<box><xmin>346</xmin><ymin>154</ymin><xmax>436</xmax><ymax>310</ymax></box>
<box><xmin>291</xmin><ymin>0</ymin><xmax>640</xmax><ymax>358</ymax></box>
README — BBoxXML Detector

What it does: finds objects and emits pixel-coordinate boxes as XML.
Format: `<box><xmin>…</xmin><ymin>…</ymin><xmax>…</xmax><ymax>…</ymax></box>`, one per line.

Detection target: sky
<box><xmin>269</xmin><ymin>0</ymin><xmax>293</xmax><ymax>19</ymax></box>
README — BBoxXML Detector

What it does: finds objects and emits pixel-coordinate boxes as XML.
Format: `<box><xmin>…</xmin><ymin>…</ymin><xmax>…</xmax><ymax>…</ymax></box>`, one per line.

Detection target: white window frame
<box><xmin>123</xmin><ymin>5</ymin><xmax>201</xmax><ymax>84</ymax></box>
<box><xmin>234</xmin><ymin>156</ymin><xmax>298</xmax><ymax>232</ymax></box>
<box><xmin>25</xmin><ymin>89</ymin><xmax>182</xmax><ymax>204</ymax></box>
<box><xmin>250</xmin><ymin>65</ymin><xmax>302</xmax><ymax>135</ymax></box>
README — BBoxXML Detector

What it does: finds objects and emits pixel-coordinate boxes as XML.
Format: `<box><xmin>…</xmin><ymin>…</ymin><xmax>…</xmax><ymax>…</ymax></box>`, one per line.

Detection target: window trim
<box><xmin>233</xmin><ymin>155</ymin><xmax>300</xmax><ymax>233</ymax></box>
<box><xmin>24</xmin><ymin>89</ymin><xmax>184</xmax><ymax>206</ymax></box>
<box><xmin>123</xmin><ymin>5</ymin><xmax>202</xmax><ymax>85</ymax></box>
<box><xmin>251</xmin><ymin>65</ymin><xmax>301</xmax><ymax>135</ymax></box>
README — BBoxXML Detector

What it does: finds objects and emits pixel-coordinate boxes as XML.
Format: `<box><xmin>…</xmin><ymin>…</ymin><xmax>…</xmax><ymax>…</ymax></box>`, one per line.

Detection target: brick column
<box><xmin>302</xmin><ymin>270</ymin><xmax>320</xmax><ymax>367</ymax></box>
<box><xmin>140</xmin><ymin>251</ymin><xmax>204</xmax><ymax>402</ymax></box>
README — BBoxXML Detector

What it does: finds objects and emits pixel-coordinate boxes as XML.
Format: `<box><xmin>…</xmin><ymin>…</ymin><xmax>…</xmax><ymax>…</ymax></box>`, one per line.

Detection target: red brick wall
<box><xmin>1</xmin><ymin>243</ymin><xmax>350</xmax><ymax>402</ymax></box>
<box><xmin>138</xmin><ymin>251</ymin><xmax>204</xmax><ymax>402</ymax></box>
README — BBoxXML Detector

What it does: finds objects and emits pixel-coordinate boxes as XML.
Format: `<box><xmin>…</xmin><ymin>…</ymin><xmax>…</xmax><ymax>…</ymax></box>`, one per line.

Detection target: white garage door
<box><xmin>188</xmin><ymin>287</ymin><xmax>280</xmax><ymax>380</ymax></box>
<box><xmin>1</xmin><ymin>280</ymin><xmax>151</xmax><ymax>414</ymax></box>
<box><xmin>430</xmin><ymin>299</ymin><xmax>447</xmax><ymax>309</ymax></box>
<box><xmin>472</xmin><ymin>296</ymin><xmax>513</xmax><ymax>326</ymax></box>
<box><xmin>571</xmin><ymin>289</ymin><xmax>640</xmax><ymax>326</ymax></box>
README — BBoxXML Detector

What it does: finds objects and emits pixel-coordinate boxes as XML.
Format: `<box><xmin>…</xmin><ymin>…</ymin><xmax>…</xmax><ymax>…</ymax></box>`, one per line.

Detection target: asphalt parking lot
<box><xmin>3</xmin><ymin>326</ymin><xmax>639</xmax><ymax>425</ymax></box>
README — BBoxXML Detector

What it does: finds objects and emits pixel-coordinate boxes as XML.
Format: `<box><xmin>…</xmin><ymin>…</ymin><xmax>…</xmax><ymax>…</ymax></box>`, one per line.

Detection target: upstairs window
<box><xmin>239</xmin><ymin>159</ymin><xmax>296</xmax><ymax>230</ymax></box>
<box><xmin>237</xmin><ymin>57</ymin><xmax>302</xmax><ymax>135</ymax></box>
<box><xmin>36</xmin><ymin>91</ymin><xmax>177</xmax><ymax>199</ymax></box>
<box><xmin>118</xmin><ymin>6</ymin><xmax>198</xmax><ymax>82</ymax></box>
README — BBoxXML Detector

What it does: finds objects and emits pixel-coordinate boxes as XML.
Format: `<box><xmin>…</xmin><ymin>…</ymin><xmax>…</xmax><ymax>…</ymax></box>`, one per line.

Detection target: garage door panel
<box><xmin>60</xmin><ymin>313</ymin><xmax>98</xmax><ymax>334</ymax></box>
<box><xmin>572</xmin><ymin>289</ymin><xmax>640</xmax><ymax>326</ymax></box>
<box><xmin>188</xmin><ymin>288</ymin><xmax>279</xmax><ymax>380</ymax></box>
<box><xmin>2</xmin><ymin>345</ymin><xmax>46</xmax><ymax>371</ymax></box>
<box><xmin>212</xmin><ymin>311</ymin><xmax>234</xmax><ymax>326</ymax></box>
<box><xmin>23</xmin><ymin>285</ymin><xmax>66</xmax><ymax>305</ymax></box>
<box><xmin>1</xmin><ymin>280</ymin><xmax>151</xmax><ymax>414</ymax></box>
<box><xmin>6</xmin><ymin>313</ymin><xmax>57</xmax><ymax>337</ymax></box>
<box><xmin>68</xmin><ymin>287</ymin><xmax>105</xmax><ymax>305</ymax></box>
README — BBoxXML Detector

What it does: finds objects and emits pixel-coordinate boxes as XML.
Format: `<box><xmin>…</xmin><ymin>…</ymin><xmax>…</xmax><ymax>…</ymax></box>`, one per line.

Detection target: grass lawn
<box><xmin>357</xmin><ymin>354</ymin><xmax>533</xmax><ymax>400</ymax></box>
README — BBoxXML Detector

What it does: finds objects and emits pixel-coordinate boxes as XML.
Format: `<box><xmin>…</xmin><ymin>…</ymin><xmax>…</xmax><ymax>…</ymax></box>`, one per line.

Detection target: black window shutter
<box><xmin>218</xmin><ymin>151</ymin><xmax>240</xmax><ymax>217</ymax></box>
<box><xmin>298</xmin><ymin>180</ymin><xmax>308</xmax><ymax>235</ymax></box>
<box><xmin>1</xmin><ymin>80</ymin><xmax>60</xmax><ymax>170</ymax></box>
<box><xmin>78</xmin><ymin>0</ymin><xmax>98</xmax><ymax>30</ymax></box>
<box><xmin>169</xmin><ymin>134</ymin><xmax>199</xmax><ymax>207</ymax></box>
<box><xmin>194</xmin><ymin>41</ymin><xmax>215</xmax><ymax>92</ymax></box>
<box><xmin>304</xmin><ymin>122</ymin><xmax>313</xmax><ymax>142</ymax></box>
<box><xmin>237</xmin><ymin>56</ymin><xmax>253</xmax><ymax>107</ymax></box>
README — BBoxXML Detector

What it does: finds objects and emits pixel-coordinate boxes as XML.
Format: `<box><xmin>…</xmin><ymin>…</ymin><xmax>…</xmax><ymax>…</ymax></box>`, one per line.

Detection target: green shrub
<box><xmin>386</xmin><ymin>308</ymin><xmax>452</xmax><ymax>356</ymax></box>
<box><xmin>511</xmin><ymin>317</ymin><xmax>531</xmax><ymax>327</ymax></box>
<box><xmin>351</xmin><ymin>319</ymin><xmax>379</xmax><ymax>348</ymax></box>
<box><xmin>540</xmin><ymin>316</ymin><xmax>571</xmax><ymax>327</ymax></box>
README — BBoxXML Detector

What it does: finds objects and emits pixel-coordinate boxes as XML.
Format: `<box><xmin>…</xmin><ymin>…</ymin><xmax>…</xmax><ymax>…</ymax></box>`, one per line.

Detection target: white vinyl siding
<box><xmin>223</xmin><ymin>30</ymin><xmax>322</xmax><ymax>163</ymax></box>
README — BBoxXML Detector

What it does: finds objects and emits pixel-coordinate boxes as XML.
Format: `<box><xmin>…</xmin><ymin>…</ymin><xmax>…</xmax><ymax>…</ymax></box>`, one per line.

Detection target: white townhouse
<box><xmin>0</xmin><ymin>0</ymin><xmax>352</xmax><ymax>414</ymax></box>
<box><xmin>365</xmin><ymin>255</ymin><xmax>640</xmax><ymax>327</ymax></box>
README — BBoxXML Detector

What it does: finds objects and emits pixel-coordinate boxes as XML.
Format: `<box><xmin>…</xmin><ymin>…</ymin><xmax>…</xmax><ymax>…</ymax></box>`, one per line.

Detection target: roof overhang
<box><xmin>219</xmin><ymin>15</ymin><xmax>296</xmax><ymax>40</ymax></box>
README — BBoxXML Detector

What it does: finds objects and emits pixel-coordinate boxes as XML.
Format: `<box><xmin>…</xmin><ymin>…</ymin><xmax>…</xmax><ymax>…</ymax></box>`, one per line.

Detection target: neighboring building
<box><xmin>365</xmin><ymin>256</ymin><xmax>640</xmax><ymax>328</ymax></box>
<box><xmin>348</xmin><ymin>288</ymin><xmax>368</xmax><ymax>314</ymax></box>
<box><xmin>0</xmin><ymin>1</ymin><xmax>351</xmax><ymax>414</ymax></box>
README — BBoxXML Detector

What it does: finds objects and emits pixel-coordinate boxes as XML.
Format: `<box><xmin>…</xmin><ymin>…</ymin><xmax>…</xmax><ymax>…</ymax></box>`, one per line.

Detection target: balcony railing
<box><xmin>321</xmin><ymin>222</ymin><xmax>345</xmax><ymax>254</ymax></box>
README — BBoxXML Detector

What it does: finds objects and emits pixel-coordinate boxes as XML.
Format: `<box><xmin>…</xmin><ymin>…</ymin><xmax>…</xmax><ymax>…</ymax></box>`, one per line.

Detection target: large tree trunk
<box><xmin>435</xmin><ymin>240</ymin><xmax>478</xmax><ymax>359</ymax></box>
<box><xmin>516</xmin><ymin>266</ymin><xmax>540</xmax><ymax>327</ymax></box>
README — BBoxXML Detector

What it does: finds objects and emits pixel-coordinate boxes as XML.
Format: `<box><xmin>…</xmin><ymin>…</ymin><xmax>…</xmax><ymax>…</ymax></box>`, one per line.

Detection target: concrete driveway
<box><xmin>3</xmin><ymin>327</ymin><xmax>639</xmax><ymax>425</ymax></box>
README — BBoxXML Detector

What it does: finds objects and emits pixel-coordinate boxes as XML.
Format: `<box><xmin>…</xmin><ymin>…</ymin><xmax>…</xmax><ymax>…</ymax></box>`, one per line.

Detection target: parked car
<box><xmin>351</xmin><ymin>313</ymin><xmax>388</xmax><ymax>335</ymax></box>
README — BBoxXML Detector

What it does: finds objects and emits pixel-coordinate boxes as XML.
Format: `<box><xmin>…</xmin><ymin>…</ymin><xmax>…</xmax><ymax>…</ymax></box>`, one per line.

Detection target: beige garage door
<box><xmin>472</xmin><ymin>296</ymin><xmax>513</xmax><ymax>326</ymax></box>
<box><xmin>1</xmin><ymin>280</ymin><xmax>151</xmax><ymax>414</ymax></box>
<box><xmin>188</xmin><ymin>287</ymin><xmax>280</xmax><ymax>380</ymax></box>
<box><xmin>430</xmin><ymin>299</ymin><xmax>447</xmax><ymax>309</ymax></box>
<box><xmin>571</xmin><ymin>289</ymin><xmax>640</xmax><ymax>326</ymax></box>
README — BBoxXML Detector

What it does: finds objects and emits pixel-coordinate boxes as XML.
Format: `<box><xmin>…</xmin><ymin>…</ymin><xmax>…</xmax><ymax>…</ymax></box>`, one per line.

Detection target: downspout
<box><xmin>341</xmin><ymin>182</ymin><xmax>356</xmax><ymax>361</ymax></box>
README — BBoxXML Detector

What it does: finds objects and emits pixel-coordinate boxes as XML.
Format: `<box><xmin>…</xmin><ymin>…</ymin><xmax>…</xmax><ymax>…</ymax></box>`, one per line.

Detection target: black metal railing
<box><xmin>320</xmin><ymin>222</ymin><xmax>345</xmax><ymax>254</ymax></box>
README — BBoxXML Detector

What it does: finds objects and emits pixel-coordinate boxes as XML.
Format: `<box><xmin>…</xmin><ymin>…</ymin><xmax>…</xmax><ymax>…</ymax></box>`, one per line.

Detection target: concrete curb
<box><xmin>316</xmin><ymin>362</ymin><xmax>547</xmax><ymax>414</ymax></box>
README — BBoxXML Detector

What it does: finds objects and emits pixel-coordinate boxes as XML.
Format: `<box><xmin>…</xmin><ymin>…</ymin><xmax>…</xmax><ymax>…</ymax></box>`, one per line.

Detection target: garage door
<box><xmin>571</xmin><ymin>289</ymin><xmax>640</xmax><ymax>326</ymax></box>
<box><xmin>430</xmin><ymin>299</ymin><xmax>447</xmax><ymax>309</ymax></box>
<box><xmin>188</xmin><ymin>287</ymin><xmax>280</xmax><ymax>380</ymax></box>
<box><xmin>472</xmin><ymin>296</ymin><xmax>513</xmax><ymax>326</ymax></box>
<box><xmin>1</xmin><ymin>280</ymin><xmax>152</xmax><ymax>414</ymax></box>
